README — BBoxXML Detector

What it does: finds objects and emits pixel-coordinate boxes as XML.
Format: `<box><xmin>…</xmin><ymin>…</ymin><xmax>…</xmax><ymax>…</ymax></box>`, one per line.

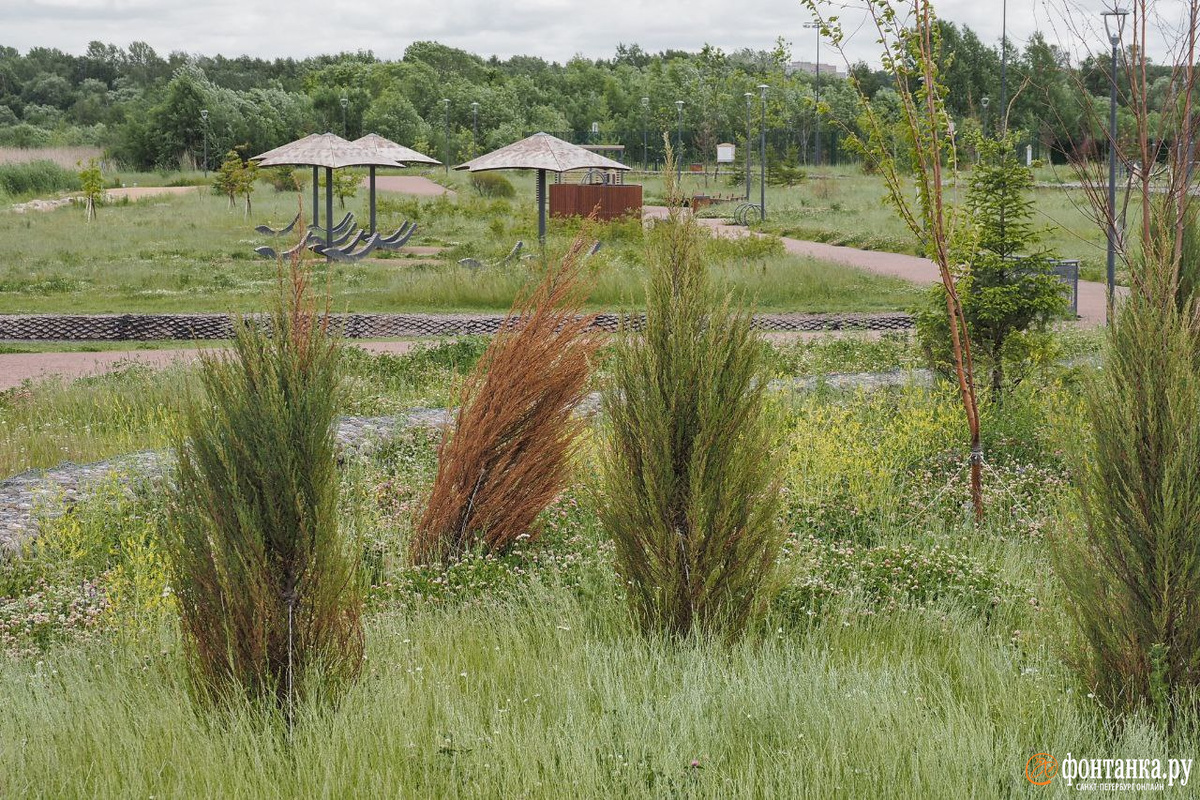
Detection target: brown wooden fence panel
<box><xmin>549</xmin><ymin>184</ymin><xmax>643</xmax><ymax>221</ymax></box>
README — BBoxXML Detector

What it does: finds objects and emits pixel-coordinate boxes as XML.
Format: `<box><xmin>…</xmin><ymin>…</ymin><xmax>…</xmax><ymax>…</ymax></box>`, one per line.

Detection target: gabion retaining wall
<box><xmin>0</xmin><ymin>312</ymin><xmax>913</xmax><ymax>341</ymax></box>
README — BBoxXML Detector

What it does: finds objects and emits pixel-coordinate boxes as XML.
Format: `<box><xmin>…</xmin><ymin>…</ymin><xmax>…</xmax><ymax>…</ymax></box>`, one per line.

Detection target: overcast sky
<box><xmin>0</xmin><ymin>0</ymin><xmax>1177</xmax><ymax>68</ymax></box>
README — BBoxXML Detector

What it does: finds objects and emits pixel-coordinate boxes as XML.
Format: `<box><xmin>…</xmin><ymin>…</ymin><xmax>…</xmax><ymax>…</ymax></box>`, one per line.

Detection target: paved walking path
<box><xmin>0</xmin><ymin>341</ymin><xmax>426</xmax><ymax>392</ymax></box>
<box><xmin>644</xmin><ymin>205</ymin><xmax>1110</xmax><ymax>326</ymax></box>
<box><xmin>364</xmin><ymin>175</ymin><xmax>455</xmax><ymax>197</ymax></box>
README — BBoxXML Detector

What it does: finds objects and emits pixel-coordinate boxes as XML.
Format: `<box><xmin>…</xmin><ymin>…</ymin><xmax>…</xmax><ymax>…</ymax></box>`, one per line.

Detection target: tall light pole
<box><xmin>200</xmin><ymin>109</ymin><xmax>208</xmax><ymax>177</ymax></box>
<box><xmin>340</xmin><ymin>96</ymin><xmax>348</xmax><ymax>138</ymax></box>
<box><xmin>442</xmin><ymin>98</ymin><xmax>450</xmax><ymax>175</ymax></box>
<box><xmin>471</xmin><ymin>101</ymin><xmax>479</xmax><ymax>157</ymax></box>
<box><xmin>804</xmin><ymin>21</ymin><xmax>821</xmax><ymax>166</ymax></box>
<box><xmin>744</xmin><ymin>92</ymin><xmax>753</xmax><ymax>200</ymax></box>
<box><xmin>1000</xmin><ymin>0</ymin><xmax>1008</xmax><ymax>134</ymax></box>
<box><xmin>641</xmin><ymin>96</ymin><xmax>649</xmax><ymax>171</ymax></box>
<box><xmin>1102</xmin><ymin>7</ymin><xmax>1128</xmax><ymax>323</ymax></box>
<box><xmin>758</xmin><ymin>84</ymin><xmax>768</xmax><ymax>219</ymax></box>
<box><xmin>675</xmin><ymin>100</ymin><xmax>684</xmax><ymax>182</ymax></box>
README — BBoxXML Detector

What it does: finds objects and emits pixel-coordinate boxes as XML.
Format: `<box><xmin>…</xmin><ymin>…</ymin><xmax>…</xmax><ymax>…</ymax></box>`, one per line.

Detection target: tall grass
<box><xmin>0</xmin><ymin>160</ymin><xmax>80</xmax><ymax>198</ymax></box>
<box><xmin>166</xmin><ymin>258</ymin><xmax>362</xmax><ymax>713</ymax></box>
<box><xmin>411</xmin><ymin>238</ymin><xmax>604</xmax><ymax>563</ymax></box>
<box><xmin>2</xmin><ymin>585</ymin><xmax>1191</xmax><ymax>799</ymax></box>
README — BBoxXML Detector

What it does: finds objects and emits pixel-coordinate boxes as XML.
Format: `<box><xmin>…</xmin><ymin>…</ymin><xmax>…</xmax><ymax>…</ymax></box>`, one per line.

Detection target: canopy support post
<box><xmin>369</xmin><ymin>166</ymin><xmax>377</xmax><ymax>235</ymax></box>
<box><xmin>537</xmin><ymin>168</ymin><xmax>546</xmax><ymax>247</ymax></box>
<box><xmin>311</xmin><ymin>166</ymin><xmax>319</xmax><ymax>228</ymax></box>
<box><xmin>325</xmin><ymin>167</ymin><xmax>334</xmax><ymax>263</ymax></box>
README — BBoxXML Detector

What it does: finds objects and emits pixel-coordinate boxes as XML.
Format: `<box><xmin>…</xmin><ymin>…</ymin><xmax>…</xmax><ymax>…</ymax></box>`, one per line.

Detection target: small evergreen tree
<box><xmin>166</xmin><ymin>254</ymin><xmax>362</xmax><ymax>717</ymax></box>
<box><xmin>600</xmin><ymin>142</ymin><xmax>784</xmax><ymax>642</ymax></box>
<box><xmin>915</xmin><ymin>135</ymin><xmax>1068</xmax><ymax>396</ymax></box>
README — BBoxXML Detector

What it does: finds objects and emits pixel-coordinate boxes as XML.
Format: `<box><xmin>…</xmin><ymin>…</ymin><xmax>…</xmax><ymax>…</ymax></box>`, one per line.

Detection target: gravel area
<box><xmin>0</xmin><ymin>370</ymin><xmax>929</xmax><ymax>554</ymax></box>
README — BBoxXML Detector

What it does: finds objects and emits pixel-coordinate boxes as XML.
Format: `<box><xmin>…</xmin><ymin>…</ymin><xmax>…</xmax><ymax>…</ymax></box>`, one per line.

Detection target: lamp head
<box><xmin>1102</xmin><ymin>7</ymin><xmax>1129</xmax><ymax>44</ymax></box>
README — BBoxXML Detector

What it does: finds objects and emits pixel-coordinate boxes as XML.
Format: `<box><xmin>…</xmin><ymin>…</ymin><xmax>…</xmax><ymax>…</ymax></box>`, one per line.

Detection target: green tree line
<box><xmin>0</xmin><ymin>30</ymin><xmax>1182</xmax><ymax>170</ymax></box>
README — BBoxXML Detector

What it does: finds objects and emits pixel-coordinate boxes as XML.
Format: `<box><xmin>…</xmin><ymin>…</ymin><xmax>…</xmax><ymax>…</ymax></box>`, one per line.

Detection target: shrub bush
<box><xmin>601</xmin><ymin>148</ymin><xmax>784</xmax><ymax>642</ymax></box>
<box><xmin>470</xmin><ymin>172</ymin><xmax>516</xmax><ymax>198</ymax></box>
<box><xmin>1053</xmin><ymin>292</ymin><xmax>1200</xmax><ymax>717</ymax></box>
<box><xmin>166</xmin><ymin>258</ymin><xmax>363</xmax><ymax>713</ymax></box>
<box><xmin>410</xmin><ymin>239</ymin><xmax>603</xmax><ymax>563</ymax></box>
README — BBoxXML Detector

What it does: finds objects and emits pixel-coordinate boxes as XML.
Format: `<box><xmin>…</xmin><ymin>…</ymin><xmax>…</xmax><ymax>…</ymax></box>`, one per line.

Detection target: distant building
<box><xmin>786</xmin><ymin>61</ymin><xmax>844</xmax><ymax>79</ymax></box>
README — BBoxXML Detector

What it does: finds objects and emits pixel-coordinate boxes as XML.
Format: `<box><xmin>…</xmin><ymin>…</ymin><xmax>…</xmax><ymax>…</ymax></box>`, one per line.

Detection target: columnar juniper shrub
<box><xmin>600</xmin><ymin>146</ymin><xmax>784</xmax><ymax>642</ymax></box>
<box><xmin>1053</xmin><ymin>289</ymin><xmax>1200</xmax><ymax>718</ymax></box>
<box><xmin>410</xmin><ymin>238</ymin><xmax>604</xmax><ymax>564</ymax></box>
<box><xmin>166</xmin><ymin>255</ymin><xmax>363</xmax><ymax>712</ymax></box>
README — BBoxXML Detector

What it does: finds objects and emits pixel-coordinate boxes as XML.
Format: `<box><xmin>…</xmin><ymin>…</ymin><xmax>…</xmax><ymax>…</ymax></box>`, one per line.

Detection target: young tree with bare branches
<box><xmin>803</xmin><ymin>0</ymin><xmax>986</xmax><ymax>519</ymax></box>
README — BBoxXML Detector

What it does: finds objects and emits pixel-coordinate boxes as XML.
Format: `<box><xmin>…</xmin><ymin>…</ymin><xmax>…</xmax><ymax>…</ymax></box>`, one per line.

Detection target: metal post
<box><xmin>675</xmin><ymin>100</ymin><xmax>684</xmax><ymax>182</ymax></box>
<box><xmin>369</xmin><ymin>165</ymin><xmax>376</xmax><ymax>234</ymax></box>
<box><xmin>805</xmin><ymin>22</ymin><xmax>821</xmax><ymax>167</ymax></box>
<box><xmin>1102</xmin><ymin>7</ymin><xmax>1128</xmax><ymax>323</ymax></box>
<box><xmin>1106</xmin><ymin>36</ymin><xmax>1119</xmax><ymax>321</ymax></box>
<box><xmin>311</xmin><ymin>165</ymin><xmax>319</xmax><ymax>228</ymax></box>
<box><xmin>744</xmin><ymin>92</ymin><xmax>753</xmax><ymax>200</ymax></box>
<box><xmin>471</xmin><ymin>101</ymin><xmax>479</xmax><ymax>157</ymax></box>
<box><xmin>1000</xmin><ymin>0</ymin><xmax>1007</xmax><ymax>134</ymax></box>
<box><xmin>537</xmin><ymin>168</ymin><xmax>546</xmax><ymax>246</ymax></box>
<box><xmin>200</xmin><ymin>109</ymin><xmax>208</xmax><ymax>177</ymax></box>
<box><xmin>641</xmin><ymin>96</ymin><xmax>649</xmax><ymax>171</ymax></box>
<box><xmin>759</xmin><ymin>84</ymin><xmax>768</xmax><ymax>220</ymax></box>
<box><xmin>442</xmin><ymin>98</ymin><xmax>450</xmax><ymax>175</ymax></box>
<box><xmin>325</xmin><ymin>166</ymin><xmax>333</xmax><ymax>262</ymax></box>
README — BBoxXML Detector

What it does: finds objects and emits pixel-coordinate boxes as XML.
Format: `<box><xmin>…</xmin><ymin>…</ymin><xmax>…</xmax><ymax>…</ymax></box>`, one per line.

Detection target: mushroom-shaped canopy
<box><xmin>252</xmin><ymin>132</ymin><xmax>403</xmax><ymax>169</ymax></box>
<box><xmin>354</xmin><ymin>133</ymin><xmax>440</xmax><ymax>166</ymax></box>
<box><xmin>454</xmin><ymin>132</ymin><xmax>629</xmax><ymax>173</ymax></box>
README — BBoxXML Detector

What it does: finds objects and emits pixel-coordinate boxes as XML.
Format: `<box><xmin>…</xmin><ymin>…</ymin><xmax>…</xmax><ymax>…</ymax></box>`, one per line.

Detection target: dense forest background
<box><xmin>0</xmin><ymin>29</ymin><xmax>1177</xmax><ymax>170</ymax></box>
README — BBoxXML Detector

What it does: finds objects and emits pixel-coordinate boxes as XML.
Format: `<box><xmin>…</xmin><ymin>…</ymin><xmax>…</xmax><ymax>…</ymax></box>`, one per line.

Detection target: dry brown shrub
<box><xmin>410</xmin><ymin>237</ymin><xmax>605</xmax><ymax>564</ymax></box>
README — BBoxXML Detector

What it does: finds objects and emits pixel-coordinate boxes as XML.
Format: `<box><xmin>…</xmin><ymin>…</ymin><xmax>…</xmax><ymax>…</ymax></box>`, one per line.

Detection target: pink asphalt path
<box><xmin>644</xmin><ymin>205</ymin><xmax>1108</xmax><ymax>326</ymax></box>
<box><xmin>361</xmin><ymin>175</ymin><xmax>455</xmax><ymax>197</ymax></box>
<box><xmin>0</xmin><ymin>341</ymin><xmax>425</xmax><ymax>392</ymax></box>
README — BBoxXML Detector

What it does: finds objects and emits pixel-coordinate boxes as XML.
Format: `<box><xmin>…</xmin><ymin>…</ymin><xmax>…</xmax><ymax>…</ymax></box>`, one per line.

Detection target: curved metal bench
<box><xmin>254</xmin><ymin>212</ymin><xmax>301</xmax><ymax>237</ymax></box>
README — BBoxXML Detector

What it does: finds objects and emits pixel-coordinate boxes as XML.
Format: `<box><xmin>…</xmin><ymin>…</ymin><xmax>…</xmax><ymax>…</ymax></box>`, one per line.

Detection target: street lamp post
<box><xmin>340</xmin><ymin>96</ymin><xmax>348</xmax><ymax>138</ymax></box>
<box><xmin>1000</xmin><ymin>0</ymin><xmax>1008</xmax><ymax>134</ymax></box>
<box><xmin>1102</xmin><ymin>6</ymin><xmax>1128</xmax><ymax>323</ymax></box>
<box><xmin>758</xmin><ymin>84</ymin><xmax>768</xmax><ymax>220</ymax></box>
<box><xmin>641</xmin><ymin>96</ymin><xmax>649</xmax><ymax>171</ymax></box>
<box><xmin>200</xmin><ymin>109</ymin><xmax>208</xmax><ymax>177</ymax></box>
<box><xmin>804</xmin><ymin>21</ymin><xmax>821</xmax><ymax>166</ymax></box>
<box><xmin>675</xmin><ymin>100</ymin><xmax>684</xmax><ymax>182</ymax></box>
<box><xmin>442</xmin><ymin>98</ymin><xmax>450</xmax><ymax>175</ymax></box>
<box><xmin>471</xmin><ymin>101</ymin><xmax>479</xmax><ymax>157</ymax></box>
<box><xmin>744</xmin><ymin>92</ymin><xmax>753</xmax><ymax>201</ymax></box>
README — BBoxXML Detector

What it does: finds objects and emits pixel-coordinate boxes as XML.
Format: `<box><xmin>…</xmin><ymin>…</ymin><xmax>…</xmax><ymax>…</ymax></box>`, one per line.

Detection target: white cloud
<box><xmin>0</xmin><ymin>0</ymin><xmax>1181</xmax><ymax>67</ymax></box>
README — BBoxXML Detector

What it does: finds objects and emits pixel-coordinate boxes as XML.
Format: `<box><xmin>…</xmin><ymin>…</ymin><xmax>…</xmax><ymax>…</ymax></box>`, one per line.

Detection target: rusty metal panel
<box><xmin>549</xmin><ymin>184</ymin><xmax>643</xmax><ymax>220</ymax></box>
